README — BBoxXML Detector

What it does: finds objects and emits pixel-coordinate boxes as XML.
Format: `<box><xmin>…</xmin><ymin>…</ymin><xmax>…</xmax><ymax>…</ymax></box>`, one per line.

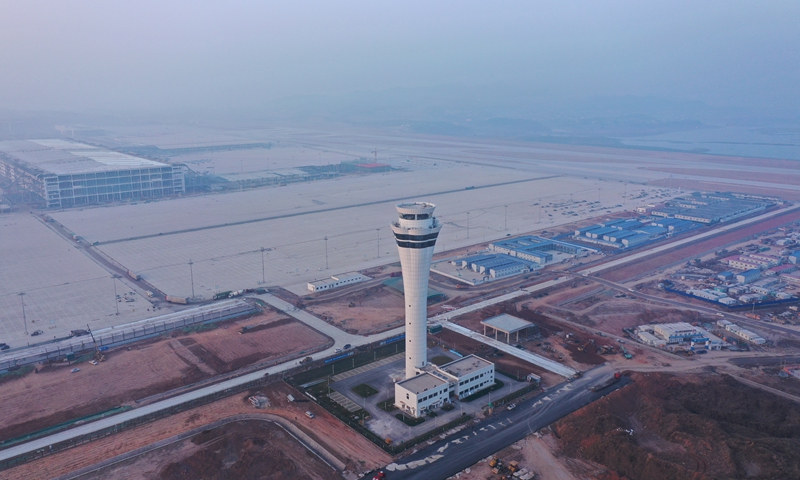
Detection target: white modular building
<box><xmin>307</xmin><ymin>272</ymin><xmax>369</xmax><ymax>292</ymax></box>
<box><xmin>433</xmin><ymin>355</ymin><xmax>495</xmax><ymax>398</ymax></box>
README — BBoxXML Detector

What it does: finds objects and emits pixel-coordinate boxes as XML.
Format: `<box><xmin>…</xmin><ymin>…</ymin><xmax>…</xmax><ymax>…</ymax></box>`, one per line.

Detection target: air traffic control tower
<box><xmin>391</xmin><ymin>202</ymin><xmax>442</xmax><ymax>379</ymax></box>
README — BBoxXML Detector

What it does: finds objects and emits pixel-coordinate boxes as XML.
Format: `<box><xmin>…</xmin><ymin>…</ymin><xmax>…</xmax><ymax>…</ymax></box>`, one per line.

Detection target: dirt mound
<box><xmin>554</xmin><ymin>372</ymin><xmax>800</xmax><ymax>480</ymax></box>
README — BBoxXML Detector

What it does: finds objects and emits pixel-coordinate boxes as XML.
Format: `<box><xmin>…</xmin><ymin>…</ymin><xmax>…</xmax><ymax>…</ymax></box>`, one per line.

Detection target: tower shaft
<box><xmin>392</xmin><ymin>202</ymin><xmax>442</xmax><ymax>379</ymax></box>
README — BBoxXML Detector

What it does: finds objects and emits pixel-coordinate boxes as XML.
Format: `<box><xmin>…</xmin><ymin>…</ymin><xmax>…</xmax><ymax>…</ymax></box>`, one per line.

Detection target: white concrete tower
<box><xmin>391</xmin><ymin>202</ymin><xmax>442</xmax><ymax>379</ymax></box>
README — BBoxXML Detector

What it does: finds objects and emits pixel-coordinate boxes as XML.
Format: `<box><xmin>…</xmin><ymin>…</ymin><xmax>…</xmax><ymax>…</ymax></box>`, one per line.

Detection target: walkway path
<box><xmin>443</xmin><ymin>323</ymin><xmax>578</xmax><ymax>379</ymax></box>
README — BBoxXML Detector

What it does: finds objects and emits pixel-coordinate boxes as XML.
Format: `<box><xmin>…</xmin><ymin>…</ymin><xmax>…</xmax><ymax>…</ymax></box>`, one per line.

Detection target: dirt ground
<box><xmin>83</xmin><ymin>420</ymin><xmax>338</xmax><ymax>480</ymax></box>
<box><xmin>456</xmin><ymin>431</ymin><xmax>613</xmax><ymax>480</ymax></box>
<box><xmin>5</xmin><ymin>381</ymin><xmax>390</xmax><ymax>480</ymax></box>
<box><xmin>553</xmin><ymin>372</ymin><xmax>800</xmax><ymax>480</ymax></box>
<box><xmin>601</xmin><ymin>207</ymin><xmax>800</xmax><ymax>282</ymax></box>
<box><xmin>305</xmin><ymin>285</ymin><xmax>406</xmax><ymax>335</ymax></box>
<box><xmin>0</xmin><ymin>310</ymin><xmax>330</xmax><ymax>444</ymax></box>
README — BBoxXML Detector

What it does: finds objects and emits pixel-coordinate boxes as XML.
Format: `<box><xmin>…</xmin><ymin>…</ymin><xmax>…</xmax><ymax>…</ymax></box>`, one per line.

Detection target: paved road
<box><xmin>386</xmin><ymin>365</ymin><xmax>627</xmax><ymax>480</ymax></box>
<box><xmin>0</xmin><ymin>295</ymin><xmax>404</xmax><ymax>466</ymax></box>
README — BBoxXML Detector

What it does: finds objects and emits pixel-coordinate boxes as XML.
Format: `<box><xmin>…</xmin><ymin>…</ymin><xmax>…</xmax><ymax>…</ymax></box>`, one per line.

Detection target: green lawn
<box><xmin>352</xmin><ymin>383</ymin><xmax>379</xmax><ymax>398</ymax></box>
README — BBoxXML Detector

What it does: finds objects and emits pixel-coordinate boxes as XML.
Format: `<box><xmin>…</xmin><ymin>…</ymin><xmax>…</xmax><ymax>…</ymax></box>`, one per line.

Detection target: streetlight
<box><xmin>324</xmin><ymin>236</ymin><xmax>329</xmax><ymax>270</ymax></box>
<box><xmin>18</xmin><ymin>292</ymin><xmax>28</xmax><ymax>335</ymax></box>
<box><xmin>112</xmin><ymin>275</ymin><xmax>120</xmax><ymax>315</ymax></box>
<box><xmin>260</xmin><ymin>247</ymin><xmax>266</xmax><ymax>284</ymax></box>
<box><xmin>466</xmin><ymin>212</ymin><xmax>470</xmax><ymax>239</ymax></box>
<box><xmin>376</xmin><ymin>228</ymin><xmax>380</xmax><ymax>258</ymax></box>
<box><xmin>188</xmin><ymin>259</ymin><xmax>195</xmax><ymax>299</ymax></box>
<box><xmin>504</xmin><ymin>205</ymin><xmax>508</xmax><ymax>231</ymax></box>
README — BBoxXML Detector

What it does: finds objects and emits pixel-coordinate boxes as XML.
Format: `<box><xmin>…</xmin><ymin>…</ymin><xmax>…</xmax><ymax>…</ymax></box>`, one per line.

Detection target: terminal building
<box><xmin>0</xmin><ymin>139</ymin><xmax>185</xmax><ymax>209</ymax></box>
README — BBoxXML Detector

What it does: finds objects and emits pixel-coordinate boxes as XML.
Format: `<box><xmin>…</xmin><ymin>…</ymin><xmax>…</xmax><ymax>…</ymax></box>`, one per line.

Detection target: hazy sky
<box><xmin>1</xmin><ymin>1</ymin><xmax>798</xmax><ymax>114</ymax></box>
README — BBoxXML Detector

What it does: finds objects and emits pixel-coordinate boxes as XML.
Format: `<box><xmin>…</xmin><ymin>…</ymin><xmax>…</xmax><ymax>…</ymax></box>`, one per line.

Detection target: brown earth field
<box><xmin>85</xmin><ymin>420</ymin><xmax>338</xmax><ymax>480</ymax></box>
<box><xmin>553</xmin><ymin>372</ymin><xmax>800</xmax><ymax>480</ymax></box>
<box><xmin>650</xmin><ymin>178</ymin><xmax>800</xmax><ymax>201</ymax></box>
<box><xmin>0</xmin><ymin>310</ymin><xmax>330</xmax><ymax>444</ymax></box>
<box><xmin>305</xmin><ymin>284</ymin><xmax>406</xmax><ymax>335</ymax></box>
<box><xmin>645</xmin><ymin>167</ymin><xmax>800</xmax><ymax>187</ymax></box>
<box><xmin>563</xmin><ymin>300</ymin><xmax>717</xmax><ymax>336</ymax></box>
<box><xmin>5</xmin><ymin>381</ymin><xmax>390</xmax><ymax>480</ymax></box>
<box><xmin>601</xmin><ymin>207</ymin><xmax>800</xmax><ymax>282</ymax></box>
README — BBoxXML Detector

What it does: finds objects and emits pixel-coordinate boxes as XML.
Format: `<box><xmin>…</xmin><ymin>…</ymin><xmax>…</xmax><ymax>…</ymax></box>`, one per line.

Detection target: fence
<box><xmin>664</xmin><ymin>287</ymin><xmax>799</xmax><ymax>310</ymax></box>
<box><xmin>0</xmin><ymin>300</ymin><xmax>257</xmax><ymax>372</ymax></box>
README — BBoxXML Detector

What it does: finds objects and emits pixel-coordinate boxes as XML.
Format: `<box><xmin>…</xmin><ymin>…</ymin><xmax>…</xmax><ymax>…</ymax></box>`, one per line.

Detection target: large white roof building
<box><xmin>0</xmin><ymin>139</ymin><xmax>185</xmax><ymax>208</ymax></box>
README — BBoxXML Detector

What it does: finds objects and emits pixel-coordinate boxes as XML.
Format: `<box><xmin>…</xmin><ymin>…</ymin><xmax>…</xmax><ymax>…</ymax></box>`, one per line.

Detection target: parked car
<box><xmin>0</xmin><ymin>344</ymin><xmax>9</xmax><ymax>351</ymax></box>
<box><xmin>696</xmin><ymin>349</ymin><xmax>708</xmax><ymax>355</ymax></box>
<box><xmin>343</xmin><ymin>344</ymin><xmax>352</xmax><ymax>350</ymax></box>
<box><xmin>507</xmin><ymin>403</ymin><xmax>517</xmax><ymax>411</ymax></box>
<box><xmin>305</xmin><ymin>411</ymin><xmax>315</xmax><ymax>419</ymax></box>
<box><xmin>334</xmin><ymin>348</ymin><xmax>342</xmax><ymax>353</ymax></box>
<box><xmin>70</xmin><ymin>368</ymin><xmax>81</xmax><ymax>373</ymax></box>
<box><xmin>89</xmin><ymin>360</ymin><xmax>98</xmax><ymax>365</ymax></box>
<box><xmin>31</xmin><ymin>330</ymin><xmax>43</xmax><ymax>336</ymax></box>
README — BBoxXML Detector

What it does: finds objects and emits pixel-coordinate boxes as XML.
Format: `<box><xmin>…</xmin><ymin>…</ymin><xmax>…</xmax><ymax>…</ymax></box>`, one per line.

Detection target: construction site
<box><xmin>2</xmin><ymin>123</ymin><xmax>800</xmax><ymax>480</ymax></box>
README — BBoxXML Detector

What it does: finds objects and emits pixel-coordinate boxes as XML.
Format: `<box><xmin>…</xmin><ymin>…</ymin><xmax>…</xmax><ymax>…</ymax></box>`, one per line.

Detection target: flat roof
<box><xmin>439</xmin><ymin>354</ymin><xmax>493</xmax><ymax>378</ymax></box>
<box><xmin>0</xmin><ymin>139</ymin><xmax>169</xmax><ymax>175</ymax></box>
<box><xmin>481</xmin><ymin>313</ymin><xmax>534</xmax><ymax>334</ymax></box>
<box><xmin>397</xmin><ymin>372</ymin><xmax>448</xmax><ymax>394</ymax></box>
<box><xmin>654</xmin><ymin>322</ymin><xmax>696</xmax><ymax>335</ymax></box>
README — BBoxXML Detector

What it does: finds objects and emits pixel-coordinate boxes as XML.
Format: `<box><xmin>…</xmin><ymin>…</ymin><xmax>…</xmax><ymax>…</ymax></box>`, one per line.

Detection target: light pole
<box><xmin>260</xmin><ymin>247</ymin><xmax>266</xmax><ymax>284</ymax></box>
<box><xmin>112</xmin><ymin>275</ymin><xmax>120</xmax><ymax>315</ymax></box>
<box><xmin>324</xmin><ymin>236</ymin><xmax>329</xmax><ymax>269</ymax></box>
<box><xmin>466</xmin><ymin>211</ymin><xmax>470</xmax><ymax>239</ymax></box>
<box><xmin>376</xmin><ymin>228</ymin><xmax>380</xmax><ymax>258</ymax></box>
<box><xmin>188</xmin><ymin>259</ymin><xmax>195</xmax><ymax>299</ymax></box>
<box><xmin>18</xmin><ymin>292</ymin><xmax>28</xmax><ymax>335</ymax></box>
<box><xmin>504</xmin><ymin>205</ymin><xmax>508</xmax><ymax>231</ymax></box>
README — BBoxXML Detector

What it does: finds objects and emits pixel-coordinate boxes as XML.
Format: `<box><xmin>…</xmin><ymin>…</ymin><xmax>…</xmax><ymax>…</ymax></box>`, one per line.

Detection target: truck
<box><xmin>126</xmin><ymin>270</ymin><xmax>141</xmax><ymax>281</ymax></box>
<box><xmin>165</xmin><ymin>295</ymin><xmax>188</xmax><ymax>305</ymax></box>
<box><xmin>214</xmin><ymin>291</ymin><xmax>233</xmax><ymax>300</ymax></box>
<box><xmin>589</xmin><ymin>372</ymin><xmax>621</xmax><ymax>392</ymax></box>
<box><xmin>70</xmin><ymin>329</ymin><xmax>90</xmax><ymax>337</ymax></box>
<box><xmin>229</xmin><ymin>290</ymin><xmax>244</xmax><ymax>298</ymax></box>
